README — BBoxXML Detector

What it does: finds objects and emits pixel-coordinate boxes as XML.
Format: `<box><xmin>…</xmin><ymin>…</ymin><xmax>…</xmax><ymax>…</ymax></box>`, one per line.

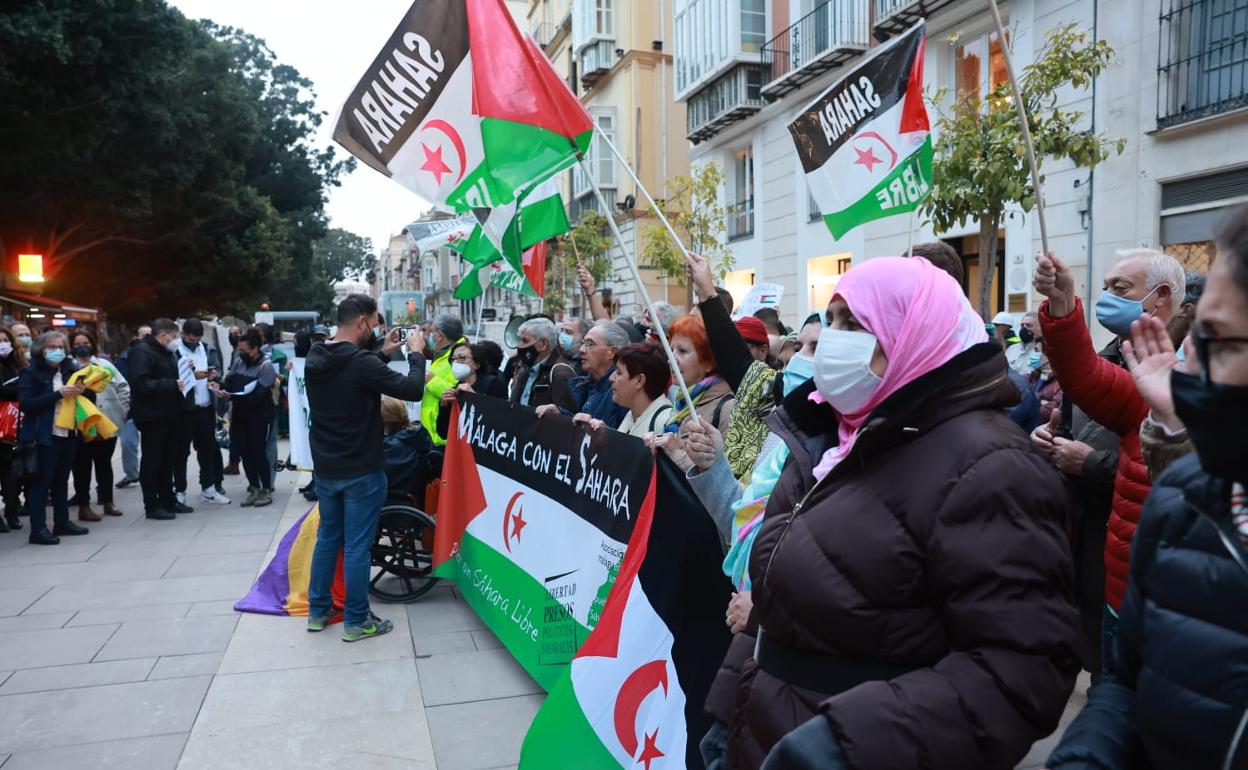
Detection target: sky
<box><xmin>169</xmin><ymin>0</ymin><xmax>431</xmax><ymax>253</ymax></box>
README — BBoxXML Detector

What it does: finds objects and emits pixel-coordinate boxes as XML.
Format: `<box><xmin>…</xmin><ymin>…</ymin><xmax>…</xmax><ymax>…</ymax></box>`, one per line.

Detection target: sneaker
<box><xmin>115</xmin><ymin>477</ymin><xmax>139</xmax><ymax>489</ymax></box>
<box><xmin>167</xmin><ymin>502</ymin><xmax>194</xmax><ymax>514</ymax></box>
<box><xmin>175</xmin><ymin>492</ymin><xmax>186</xmax><ymax>505</ymax></box>
<box><xmin>201</xmin><ymin>489</ymin><xmax>231</xmax><ymax>505</ymax></box>
<box><xmin>307</xmin><ymin>612</ymin><xmax>332</xmax><ymax>632</ymax></box>
<box><xmin>215</xmin><ymin>483</ymin><xmax>226</xmax><ymax>495</ymax></box>
<box><xmin>342</xmin><ymin>613</ymin><xmax>393</xmax><ymax>642</ymax></box>
<box><xmin>223</xmin><ymin>461</ymin><xmax>240</xmax><ymax>476</ymax></box>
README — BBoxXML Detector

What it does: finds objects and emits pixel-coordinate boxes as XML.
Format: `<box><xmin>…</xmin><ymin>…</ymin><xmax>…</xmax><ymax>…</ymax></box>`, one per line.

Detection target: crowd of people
<box><xmin>0</xmin><ymin>316</ymin><xmax>290</xmax><ymax>544</ymax></box>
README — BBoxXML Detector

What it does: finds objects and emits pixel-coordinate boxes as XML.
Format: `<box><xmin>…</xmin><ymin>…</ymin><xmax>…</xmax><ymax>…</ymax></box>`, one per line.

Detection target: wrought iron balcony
<box><xmin>874</xmin><ymin>0</ymin><xmax>959</xmax><ymax>39</ymax></box>
<box><xmin>1157</xmin><ymin>0</ymin><xmax>1248</xmax><ymax>128</ymax></box>
<box><xmin>727</xmin><ymin>198</ymin><xmax>755</xmax><ymax>241</ymax></box>
<box><xmin>760</xmin><ymin>0</ymin><xmax>870</xmax><ymax>100</ymax></box>
<box><xmin>687</xmin><ymin>64</ymin><xmax>766</xmax><ymax>144</ymax></box>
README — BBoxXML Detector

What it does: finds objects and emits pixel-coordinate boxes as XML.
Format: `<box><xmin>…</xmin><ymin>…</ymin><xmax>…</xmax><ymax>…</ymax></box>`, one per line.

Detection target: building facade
<box><xmin>676</xmin><ymin>0</ymin><xmax>1248</xmax><ymax>343</ymax></box>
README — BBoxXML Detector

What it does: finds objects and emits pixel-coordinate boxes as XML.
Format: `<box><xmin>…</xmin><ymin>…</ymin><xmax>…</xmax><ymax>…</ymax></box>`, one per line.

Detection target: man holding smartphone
<box><xmin>175</xmin><ymin>319</ymin><xmax>230</xmax><ymax>506</ymax></box>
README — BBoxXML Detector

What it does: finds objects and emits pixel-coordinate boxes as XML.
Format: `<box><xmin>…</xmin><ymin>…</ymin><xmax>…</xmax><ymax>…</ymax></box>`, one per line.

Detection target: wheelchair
<box><xmin>368</xmin><ymin>449</ymin><xmax>443</xmax><ymax>603</ymax></box>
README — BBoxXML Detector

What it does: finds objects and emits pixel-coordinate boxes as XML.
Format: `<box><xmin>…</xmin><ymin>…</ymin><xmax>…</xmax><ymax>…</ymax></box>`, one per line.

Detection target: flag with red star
<box><xmin>333</xmin><ymin>0</ymin><xmax>593</xmax><ymax>212</ymax></box>
<box><xmin>789</xmin><ymin>20</ymin><xmax>931</xmax><ymax>239</ymax></box>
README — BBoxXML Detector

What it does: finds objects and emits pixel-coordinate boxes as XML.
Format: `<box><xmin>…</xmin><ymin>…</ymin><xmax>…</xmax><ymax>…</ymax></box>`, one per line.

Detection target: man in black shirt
<box><xmin>304</xmin><ymin>294</ymin><xmax>425</xmax><ymax>642</ymax></box>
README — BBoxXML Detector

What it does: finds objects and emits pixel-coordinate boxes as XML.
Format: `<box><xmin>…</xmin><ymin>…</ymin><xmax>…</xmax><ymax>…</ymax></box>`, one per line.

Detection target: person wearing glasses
<box><xmin>435</xmin><ymin>341</ymin><xmax>507</xmax><ymax>440</ymax></box>
<box><xmin>1033</xmin><ymin>247</ymin><xmax>1186</xmax><ymax>677</ymax></box>
<box><xmin>1045</xmin><ymin>207</ymin><xmax>1248</xmax><ymax>770</ymax></box>
<box><xmin>536</xmin><ymin>320</ymin><xmax>629</xmax><ymax>429</ymax></box>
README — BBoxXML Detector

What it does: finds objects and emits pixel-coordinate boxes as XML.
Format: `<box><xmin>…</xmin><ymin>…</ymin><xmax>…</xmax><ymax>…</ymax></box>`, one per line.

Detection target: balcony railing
<box><xmin>873</xmin><ymin>0</ymin><xmax>958</xmax><ymax>39</ymax></box>
<box><xmin>760</xmin><ymin>0</ymin><xmax>870</xmax><ymax>100</ymax></box>
<box><xmin>580</xmin><ymin>39</ymin><xmax>616</xmax><ymax>89</ymax></box>
<box><xmin>687</xmin><ymin>64</ymin><xmax>766</xmax><ymax>144</ymax></box>
<box><xmin>570</xmin><ymin>188</ymin><xmax>617</xmax><ymax>221</ymax></box>
<box><xmin>727</xmin><ymin>198</ymin><xmax>755</xmax><ymax>241</ymax></box>
<box><xmin>1157</xmin><ymin>0</ymin><xmax>1248</xmax><ymax>128</ymax></box>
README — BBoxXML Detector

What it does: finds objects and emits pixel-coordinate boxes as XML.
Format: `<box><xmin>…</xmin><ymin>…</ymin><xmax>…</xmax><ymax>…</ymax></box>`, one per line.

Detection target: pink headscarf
<box><xmin>811</xmin><ymin>256</ymin><xmax>988</xmax><ymax>481</ymax></box>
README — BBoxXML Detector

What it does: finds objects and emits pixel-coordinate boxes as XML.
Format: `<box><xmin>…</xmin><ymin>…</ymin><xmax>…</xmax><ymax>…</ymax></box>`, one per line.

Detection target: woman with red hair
<box><xmin>665</xmin><ymin>315</ymin><xmax>736</xmax><ymax>439</ymax></box>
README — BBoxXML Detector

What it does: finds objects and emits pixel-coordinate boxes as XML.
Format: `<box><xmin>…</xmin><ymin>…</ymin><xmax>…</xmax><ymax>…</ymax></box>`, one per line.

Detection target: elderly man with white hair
<box><xmin>537</xmin><ymin>320</ymin><xmax>630</xmax><ymax>428</ymax></box>
<box><xmin>1033</xmin><ymin>248</ymin><xmax>1185</xmax><ymax>671</ymax></box>
<box><xmin>509</xmin><ymin>317</ymin><xmax>577</xmax><ymax>412</ymax></box>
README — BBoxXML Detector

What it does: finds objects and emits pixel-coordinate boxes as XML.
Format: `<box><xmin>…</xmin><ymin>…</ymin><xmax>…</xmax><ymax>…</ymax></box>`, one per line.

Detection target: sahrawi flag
<box><xmin>435</xmin><ymin>394</ymin><xmax>732</xmax><ymax>769</ymax></box>
<box><xmin>792</xmin><ymin>20</ymin><xmax>931</xmax><ymax>239</ymax></box>
<box><xmin>334</xmin><ymin>0</ymin><xmax>593</xmax><ymax>212</ymax></box>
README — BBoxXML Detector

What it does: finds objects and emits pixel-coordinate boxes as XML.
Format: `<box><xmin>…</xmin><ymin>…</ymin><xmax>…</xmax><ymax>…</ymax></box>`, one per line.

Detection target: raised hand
<box><xmin>406</xmin><ymin>328</ymin><xmax>426</xmax><ymax>355</ymax></box>
<box><xmin>576</xmin><ymin>265</ymin><xmax>596</xmax><ymax>296</ymax></box>
<box><xmin>1031</xmin><ymin>409</ymin><xmax>1061</xmax><ymax>456</ymax></box>
<box><xmin>1033</xmin><ymin>251</ymin><xmax>1076</xmax><ymax>318</ymax></box>
<box><xmin>1123</xmin><ymin>315</ymin><xmax>1184</xmax><ymax>432</ymax></box>
<box><xmin>685</xmin><ymin>252</ymin><xmax>716</xmax><ymax>303</ymax></box>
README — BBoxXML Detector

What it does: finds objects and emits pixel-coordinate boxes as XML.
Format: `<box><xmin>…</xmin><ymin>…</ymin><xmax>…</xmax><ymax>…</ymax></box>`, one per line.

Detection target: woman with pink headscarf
<box><xmin>707</xmin><ymin>256</ymin><xmax>1082</xmax><ymax>770</ymax></box>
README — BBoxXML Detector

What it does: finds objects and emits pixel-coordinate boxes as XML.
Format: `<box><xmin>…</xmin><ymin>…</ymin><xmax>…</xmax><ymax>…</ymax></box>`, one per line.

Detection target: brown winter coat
<box><xmin>713</xmin><ymin>342</ymin><xmax>1082</xmax><ymax>770</ymax></box>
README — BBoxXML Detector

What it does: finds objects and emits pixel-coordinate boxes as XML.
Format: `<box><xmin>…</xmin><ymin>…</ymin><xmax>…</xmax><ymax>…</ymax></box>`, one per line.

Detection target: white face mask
<box><xmin>813</xmin><ymin>326</ymin><xmax>882</xmax><ymax>415</ymax></box>
<box><xmin>165</xmin><ymin>337</ymin><xmax>180</xmax><ymax>353</ymax></box>
<box><xmin>451</xmin><ymin>362</ymin><xmax>472</xmax><ymax>381</ymax></box>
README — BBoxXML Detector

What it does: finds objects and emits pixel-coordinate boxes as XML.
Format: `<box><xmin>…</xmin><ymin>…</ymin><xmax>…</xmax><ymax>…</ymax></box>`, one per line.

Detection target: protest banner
<box><xmin>790</xmin><ymin>21</ymin><xmax>931</xmax><ymax>239</ymax></box>
<box><xmin>287</xmin><ymin>357</ymin><xmax>313</xmax><ymax>470</ymax></box>
<box><xmin>733</xmin><ymin>282</ymin><xmax>785</xmax><ymax>320</ymax></box>
<box><xmin>435</xmin><ymin>393</ymin><xmax>732</xmax><ymax>768</ymax></box>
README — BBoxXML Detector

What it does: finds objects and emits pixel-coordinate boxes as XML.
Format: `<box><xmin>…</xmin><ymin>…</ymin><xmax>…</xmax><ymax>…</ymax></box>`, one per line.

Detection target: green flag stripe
<box><xmin>433</xmin><ymin>531</ymin><xmax>591</xmax><ymax>691</ymax></box>
<box><xmin>821</xmin><ymin>137</ymin><xmax>933</xmax><ymax>239</ymax></box>
<box><xmin>520</xmin><ymin>193</ymin><xmax>569</xmax><ymax>249</ymax></box>
<box><xmin>479</xmin><ymin>118</ymin><xmax>592</xmax><ymax>200</ymax></box>
<box><xmin>519</xmin><ymin>675</ymin><xmax>620</xmax><ymax>769</ymax></box>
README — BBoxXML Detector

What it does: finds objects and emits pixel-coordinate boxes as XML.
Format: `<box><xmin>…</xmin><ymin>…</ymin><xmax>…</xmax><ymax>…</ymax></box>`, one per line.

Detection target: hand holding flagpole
<box><xmin>988</xmin><ymin>0</ymin><xmax>1050</xmax><ymax>257</ymax></box>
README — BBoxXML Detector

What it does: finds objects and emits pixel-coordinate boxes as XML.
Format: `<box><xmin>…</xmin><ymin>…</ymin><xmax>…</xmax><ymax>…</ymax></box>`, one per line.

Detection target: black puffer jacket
<box><xmin>718</xmin><ymin>342</ymin><xmax>1083</xmax><ymax>770</ymax></box>
<box><xmin>1048</xmin><ymin>453</ymin><xmax>1248</xmax><ymax>770</ymax></box>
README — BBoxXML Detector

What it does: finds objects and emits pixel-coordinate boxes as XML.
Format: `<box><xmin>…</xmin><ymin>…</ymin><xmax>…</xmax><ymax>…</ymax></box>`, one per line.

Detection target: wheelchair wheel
<box><xmin>369</xmin><ymin>503</ymin><xmax>439</xmax><ymax>603</ymax></box>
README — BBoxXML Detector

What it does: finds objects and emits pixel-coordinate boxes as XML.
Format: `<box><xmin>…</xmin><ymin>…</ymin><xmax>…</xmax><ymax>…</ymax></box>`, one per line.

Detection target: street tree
<box><xmin>641</xmin><ymin>162</ymin><xmax>733</xmax><ymax>305</ymax></box>
<box><xmin>556</xmin><ymin>211</ymin><xmax>613</xmax><ymax>317</ymax></box>
<box><xmin>922</xmin><ymin>23</ymin><xmax>1124</xmax><ymax>319</ymax></box>
<box><xmin>314</xmin><ymin>228</ymin><xmax>376</xmax><ymax>285</ymax></box>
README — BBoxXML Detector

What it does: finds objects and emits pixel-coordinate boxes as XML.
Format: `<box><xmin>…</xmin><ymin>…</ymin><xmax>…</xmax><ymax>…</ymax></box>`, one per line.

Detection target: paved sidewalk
<box><xmin>0</xmin><ymin>442</ymin><xmax>1086</xmax><ymax>769</ymax></box>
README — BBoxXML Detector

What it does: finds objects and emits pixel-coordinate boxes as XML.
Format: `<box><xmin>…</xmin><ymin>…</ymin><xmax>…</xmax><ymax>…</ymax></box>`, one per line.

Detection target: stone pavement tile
<box><xmin>0</xmin><ymin>587</ymin><xmax>49</xmax><ymax>618</ymax></box>
<box><xmin>425</xmin><ymin>694</ymin><xmax>544</xmax><ymax>770</ymax></box>
<box><xmin>163</xmin><ymin>552</ymin><xmax>266</xmax><ymax>579</ymax></box>
<box><xmin>407</xmin><ymin>586</ymin><xmax>487</xmax><ymax>635</ymax></box>
<box><xmin>179</xmin><ymin>534</ymin><xmax>276</xmax><ymax>556</ymax></box>
<box><xmin>94</xmin><ymin>616</ymin><xmax>239</xmax><ymax>661</ymax></box>
<box><xmin>67</xmin><ymin>603</ymin><xmax>191</xmax><ymax>627</ymax></box>
<box><xmin>416</xmin><ymin>648</ymin><xmax>543</xmax><ymax>707</ymax></box>
<box><xmin>180</xmin><ymin>712</ymin><xmax>434</xmax><ymax>770</ymax></box>
<box><xmin>0</xmin><ymin>675</ymin><xmax>210</xmax><ymax>754</ymax></box>
<box><xmin>0</xmin><ymin>557</ymin><xmax>175</xmax><ymax>588</ymax></box>
<box><xmin>0</xmin><ymin>671</ymin><xmax>10</xmax><ymax>686</ymax></box>
<box><xmin>1</xmin><ymin>734</ymin><xmax>187</xmax><ymax>770</ymax></box>
<box><xmin>87</xmin><ymin>539</ymin><xmax>197</xmax><ymax>562</ymax></box>
<box><xmin>217</xmin><ymin>610</ymin><xmax>414</xmax><ymax>675</ymax></box>
<box><xmin>25</xmin><ymin>573</ymin><xmax>254</xmax><ymax>614</ymax></box>
<box><xmin>148</xmin><ymin>652</ymin><xmax>223</xmax><ymax>680</ymax></box>
<box><xmin>413</xmin><ymin>631</ymin><xmax>477</xmax><ymax>656</ymax></box>
<box><xmin>0</xmin><ymin>657</ymin><xmax>157</xmax><ymax>695</ymax></box>
<box><xmin>186</xmin><ymin>600</ymin><xmax>243</xmax><ymax>617</ymax></box>
<box><xmin>0</xmin><ymin>624</ymin><xmax>117</xmax><ymax>670</ymax></box>
<box><xmin>0</xmin><ymin>612</ymin><xmax>73</xmax><ymax>633</ymax></box>
<box><xmin>471</xmin><ymin>629</ymin><xmax>504</xmax><ymax>651</ymax></box>
<box><xmin>0</xmin><ymin>542</ymin><xmax>103</xmax><ymax>566</ymax></box>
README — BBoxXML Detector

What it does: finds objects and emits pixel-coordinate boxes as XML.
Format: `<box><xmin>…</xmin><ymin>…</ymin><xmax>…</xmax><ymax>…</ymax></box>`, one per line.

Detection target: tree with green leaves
<box><xmin>314</xmin><ymin>228</ymin><xmax>375</xmax><ymax>285</ymax></box>
<box><xmin>552</xmin><ymin>211</ymin><xmax>612</xmax><ymax>317</ymax></box>
<box><xmin>641</xmin><ymin>162</ymin><xmax>733</xmax><ymax>304</ymax></box>
<box><xmin>922</xmin><ymin>24</ymin><xmax>1125</xmax><ymax>319</ymax></box>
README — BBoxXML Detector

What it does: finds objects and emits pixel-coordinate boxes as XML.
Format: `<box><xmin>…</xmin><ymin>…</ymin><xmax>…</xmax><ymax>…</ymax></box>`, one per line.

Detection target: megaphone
<box><xmin>504</xmin><ymin>315</ymin><xmax>527</xmax><ymax>349</ymax></box>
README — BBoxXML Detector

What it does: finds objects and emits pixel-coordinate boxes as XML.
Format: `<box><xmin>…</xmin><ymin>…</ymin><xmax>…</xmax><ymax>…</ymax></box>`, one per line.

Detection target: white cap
<box><xmin>990</xmin><ymin>311</ymin><xmax>1015</xmax><ymax>326</ymax></box>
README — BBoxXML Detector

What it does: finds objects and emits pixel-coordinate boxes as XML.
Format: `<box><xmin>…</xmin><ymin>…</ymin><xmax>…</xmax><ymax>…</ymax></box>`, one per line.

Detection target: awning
<box><xmin>0</xmin><ymin>289</ymin><xmax>99</xmax><ymax>316</ymax></box>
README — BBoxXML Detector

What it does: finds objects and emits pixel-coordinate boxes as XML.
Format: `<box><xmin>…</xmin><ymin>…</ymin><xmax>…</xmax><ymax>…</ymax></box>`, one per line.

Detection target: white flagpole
<box><xmin>474</xmin><ymin>297</ymin><xmax>486</xmax><ymax>343</ymax></box>
<box><xmin>575</xmin><ymin>156</ymin><xmax>700</xmax><ymax>423</ymax></box>
<box><xmin>988</xmin><ymin>0</ymin><xmax>1050</xmax><ymax>257</ymax></box>
<box><xmin>598</xmin><ymin>129</ymin><xmax>696</xmax><ymax>266</ymax></box>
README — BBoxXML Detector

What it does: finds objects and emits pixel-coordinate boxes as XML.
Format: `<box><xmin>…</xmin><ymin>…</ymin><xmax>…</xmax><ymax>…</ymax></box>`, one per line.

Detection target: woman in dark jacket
<box><xmin>0</xmin><ymin>326</ymin><xmax>27</xmax><ymax>533</ymax></box>
<box><xmin>211</xmin><ymin>328</ymin><xmax>276</xmax><ymax>507</ymax></box>
<box><xmin>711</xmin><ymin>257</ymin><xmax>1082</xmax><ymax>770</ymax></box>
<box><xmin>1046</xmin><ymin>207</ymin><xmax>1248</xmax><ymax>770</ymax></box>
<box><xmin>19</xmin><ymin>331</ymin><xmax>89</xmax><ymax>545</ymax></box>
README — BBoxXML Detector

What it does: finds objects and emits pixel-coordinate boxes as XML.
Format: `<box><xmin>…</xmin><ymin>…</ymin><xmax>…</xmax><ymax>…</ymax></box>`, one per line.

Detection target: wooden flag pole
<box><xmin>905</xmin><ymin>207</ymin><xmax>917</xmax><ymax>257</ymax></box>
<box><xmin>988</xmin><ymin>0</ymin><xmax>1050</xmax><ymax>256</ymax></box>
<box><xmin>575</xmin><ymin>155</ymin><xmax>700</xmax><ymax>424</ymax></box>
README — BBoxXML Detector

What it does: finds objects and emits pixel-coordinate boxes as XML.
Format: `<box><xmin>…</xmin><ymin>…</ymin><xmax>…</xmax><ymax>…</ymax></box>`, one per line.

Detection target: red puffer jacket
<box><xmin>1039</xmin><ymin>298</ymin><xmax>1150</xmax><ymax>610</ymax></box>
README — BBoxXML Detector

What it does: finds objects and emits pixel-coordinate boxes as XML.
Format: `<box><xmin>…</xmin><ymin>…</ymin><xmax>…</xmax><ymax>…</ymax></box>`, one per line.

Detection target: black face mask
<box><xmin>518</xmin><ymin>345</ymin><xmax>539</xmax><ymax>366</ymax></box>
<box><xmin>1172</xmin><ymin>370</ymin><xmax>1248</xmax><ymax>484</ymax></box>
<box><xmin>72</xmin><ymin>345</ymin><xmax>92</xmax><ymax>359</ymax></box>
<box><xmin>1019</xmin><ymin>327</ymin><xmax>1035</xmax><ymax>344</ymax></box>
<box><xmin>228</xmin><ymin>334</ymin><xmax>240</xmax><ymax>347</ymax></box>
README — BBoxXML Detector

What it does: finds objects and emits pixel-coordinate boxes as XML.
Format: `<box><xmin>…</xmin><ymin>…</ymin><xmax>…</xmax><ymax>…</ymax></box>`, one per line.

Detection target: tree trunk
<box><xmin>977</xmin><ymin>212</ymin><xmax>1001</xmax><ymax>321</ymax></box>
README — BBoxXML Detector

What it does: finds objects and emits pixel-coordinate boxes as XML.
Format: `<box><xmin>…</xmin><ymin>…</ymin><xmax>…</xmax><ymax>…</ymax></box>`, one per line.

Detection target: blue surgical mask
<box><xmin>558</xmin><ymin>331</ymin><xmax>574</xmax><ymax>353</ymax></box>
<box><xmin>782</xmin><ymin>352</ymin><xmax>816</xmax><ymax>396</ymax></box>
<box><xmin>1028</xmin><ymin>351</ymin><xmax>1043</xmax><ymax>370</ymax></box>
<box><xmin>44</xmin><ymin>349</ymin><xmax>66</xmax><ymax>365</ymax></box>
<box><xmin>1095</xmin><ymin>286</ymin><xmax>1158</xmax><ymax>338</ymax></box>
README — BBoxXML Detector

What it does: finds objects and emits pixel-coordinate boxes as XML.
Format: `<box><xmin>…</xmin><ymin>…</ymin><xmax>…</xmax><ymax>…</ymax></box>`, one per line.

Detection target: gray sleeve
<box><xmin>687</xmin><ymin>455</ymin><xmax>744</xmax><ymax>551</ymax></box>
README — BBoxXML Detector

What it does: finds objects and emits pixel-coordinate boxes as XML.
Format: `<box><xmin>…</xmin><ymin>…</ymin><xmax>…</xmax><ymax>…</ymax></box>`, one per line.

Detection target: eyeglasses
<box><xmin>1193</xmin><ymin>329</ymin><xmax>1248</xmax><ymax>385</ymax></box>
<box><xmin>580</xmin><ymin>339</ymin><xmax>599</xmax><ymax>350</ymax></box>
<box><xmin>451</xmin><ymin>355</ymin><xmax>473</xmax><ymax>364</ymax></box>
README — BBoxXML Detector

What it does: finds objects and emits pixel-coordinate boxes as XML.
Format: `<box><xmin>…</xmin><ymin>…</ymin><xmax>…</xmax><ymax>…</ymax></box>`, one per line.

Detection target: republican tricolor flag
<box><xmin>791</xmin><ymin>21</ymin><xmax>931</xmax><ymax>239</ymax></box>
<box><xmin>334</xmin><ymin>0</ymin><xmax>593</xmax><ymax>212</ymax></box>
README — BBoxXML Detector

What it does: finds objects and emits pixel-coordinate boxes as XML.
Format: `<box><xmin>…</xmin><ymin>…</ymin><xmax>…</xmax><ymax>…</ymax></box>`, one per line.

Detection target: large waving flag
<box><xmin>791</xmin><ymin>20</ymin><xmax>930</xmax><ymax>239</ymax></box>
<box><xmin>334</xmin><ymin>0</ymin><xmax>593</xmax><ymax>211</ymax></box>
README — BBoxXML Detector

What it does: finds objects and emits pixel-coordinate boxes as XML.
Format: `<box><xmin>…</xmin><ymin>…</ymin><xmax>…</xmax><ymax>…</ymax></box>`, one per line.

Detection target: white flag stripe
<box><xmin>387</xmin><ymin>57</ymin><xmax>483</xmax><ymax>203</ymax></box>
<box><xmin>806</xmin><ymin>97</ymin><xmax>912</xmax><ymax>213</ymax></box>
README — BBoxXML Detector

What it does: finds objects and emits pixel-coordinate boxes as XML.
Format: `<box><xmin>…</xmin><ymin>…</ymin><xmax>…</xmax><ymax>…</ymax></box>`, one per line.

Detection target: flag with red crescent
<box><xmin>333</xmin><ymin>0</ymin><xmax>592</xmax><ymax>213</ymax></box>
